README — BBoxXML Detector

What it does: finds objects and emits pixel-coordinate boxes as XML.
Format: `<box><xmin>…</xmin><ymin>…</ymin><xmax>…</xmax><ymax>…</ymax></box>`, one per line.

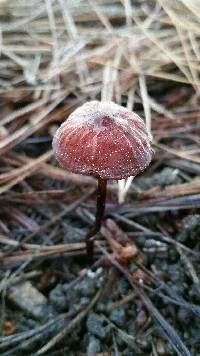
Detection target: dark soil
<box><xmin>0</xmin><ymin>161</ymin><xmax>200</xmax><ymax>355</ymax></box>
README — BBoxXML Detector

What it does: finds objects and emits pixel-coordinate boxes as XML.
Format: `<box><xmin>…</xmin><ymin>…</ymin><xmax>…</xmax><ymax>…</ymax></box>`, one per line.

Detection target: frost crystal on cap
<box><xmin>52</xmin><ymin>100</ymin><xmax>153</xmax><ymax>180</ymax></box>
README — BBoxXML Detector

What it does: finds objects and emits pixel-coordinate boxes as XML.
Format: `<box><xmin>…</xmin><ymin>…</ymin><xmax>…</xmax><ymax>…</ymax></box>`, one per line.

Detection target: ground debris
<box><xmin>177</xmin><ymin>214</ymin><xmax>200</xmax><ymax>243</ymax></box>
<box><xmin>8</xmin><ymin>281</ymin><xmax>48</xmax><ymax>320</ymax></box>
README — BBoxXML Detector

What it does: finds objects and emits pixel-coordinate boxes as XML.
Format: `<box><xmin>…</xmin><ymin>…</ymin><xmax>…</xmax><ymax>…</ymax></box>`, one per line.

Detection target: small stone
<box><xmin>109</xmin><ymin>307</ymin><xmax>126</xmax><ymax>327</ymax></box>
<box><xmin>8</xmin><ymin>282</ymin><xmax>47</xmax><ymax>320</ymax></box>
<box><xmin>135</xmin><ymin>235</ymin><xmax>146</xmax><ymax>248</ymax></box>
<box><xmin>177</xmin><ymin>214</ymin><xmax>200</xmax><ymax>242</ymax></box>
<box><xmin>137</xmin><ymin>167</ymin><xmax>182</xmax><ymax>190</ymax></box>
<box><xmin>49</xmin><ymin>284</ymin><xmax>67</xmax><ymax>312</ymax></box>
<box><xmin>80</xmin><ymin>297</ymin><xmax>90</xmax><ymax>306</ymax></box>
<box><xmin>158</xmin><ymin>168</ymin><xmax>181</xmax><ymax>186</ymax></box>
<box><xmin>116</xmin><ymin>278</ymin><xmax>129</xmax><ymax>296</ymax></box>
<box><xmin>86</xmin><ymin>313</ymin><xmax>107</xmax><ymax>340</ymax></box>
<box><xmin>87</xmin><ymin>336</ymin><xmax>101</xmax><ymax>355</ymax></box>
<box><xmin>74</xmin><ymin>277</ymin><xmax>96</xmax><ymax>297</ymax></box>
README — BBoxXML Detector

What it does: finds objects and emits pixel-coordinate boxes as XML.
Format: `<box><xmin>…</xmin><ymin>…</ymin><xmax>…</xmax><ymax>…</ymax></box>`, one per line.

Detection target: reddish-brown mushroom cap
<box><xmin>52</xmin><ymin>101</ymin><xmax>153</xmax><ymax>180</ymax></box>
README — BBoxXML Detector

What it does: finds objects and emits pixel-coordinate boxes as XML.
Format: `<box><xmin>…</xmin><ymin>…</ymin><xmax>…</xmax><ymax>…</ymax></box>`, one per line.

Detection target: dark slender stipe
<box><xmin>86</xmin><ymin>177</ymin><xmax>107</xmax><ymax>264</ymax></box>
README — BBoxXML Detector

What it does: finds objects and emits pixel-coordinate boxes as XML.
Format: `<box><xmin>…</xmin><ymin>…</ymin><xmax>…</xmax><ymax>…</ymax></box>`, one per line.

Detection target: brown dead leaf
<box><xmin>104</xmin><ymin>219</ymin><xmax>138</xmax><ymax>263</ymax></box>
<box><xmin>3</xmin><ymin>320</ymin><xmax>16</xmax><ymax>336</ymax></box>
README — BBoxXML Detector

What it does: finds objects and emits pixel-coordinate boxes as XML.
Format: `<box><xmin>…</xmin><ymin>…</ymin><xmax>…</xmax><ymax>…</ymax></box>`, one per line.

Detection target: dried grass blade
<box><xmin>0</xmin><ymin>150</ymin><xmax>52</xmax><ymax>194</ymax></box>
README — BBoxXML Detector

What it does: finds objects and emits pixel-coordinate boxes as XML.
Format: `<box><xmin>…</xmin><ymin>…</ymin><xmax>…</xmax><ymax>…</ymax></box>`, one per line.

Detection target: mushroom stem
<box><xmin>86</xmin><ymin>177</ymin><xmax>107</xmax><ymax>264</ymax></box>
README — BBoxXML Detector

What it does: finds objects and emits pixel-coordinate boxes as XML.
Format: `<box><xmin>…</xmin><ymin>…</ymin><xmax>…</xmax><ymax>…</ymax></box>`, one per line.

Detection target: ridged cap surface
<box><xmin>52</xmin><ymin>101</ymin><xmax>153</xmax><ymax>180</ymax></box>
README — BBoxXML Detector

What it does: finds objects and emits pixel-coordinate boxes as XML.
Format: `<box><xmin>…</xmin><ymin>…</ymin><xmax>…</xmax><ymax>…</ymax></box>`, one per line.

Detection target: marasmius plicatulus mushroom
<box><xmin>52</xmin><ymin>101</ymin><xmax>153</xmax><ymax>264</ymax></box>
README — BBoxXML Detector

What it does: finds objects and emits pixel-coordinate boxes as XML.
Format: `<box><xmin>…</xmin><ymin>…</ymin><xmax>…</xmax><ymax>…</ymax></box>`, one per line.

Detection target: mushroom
<box><xmin>52</xmin><ymin>101</ymin><xmax>153</xmax><ymax>263</ymax></box>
